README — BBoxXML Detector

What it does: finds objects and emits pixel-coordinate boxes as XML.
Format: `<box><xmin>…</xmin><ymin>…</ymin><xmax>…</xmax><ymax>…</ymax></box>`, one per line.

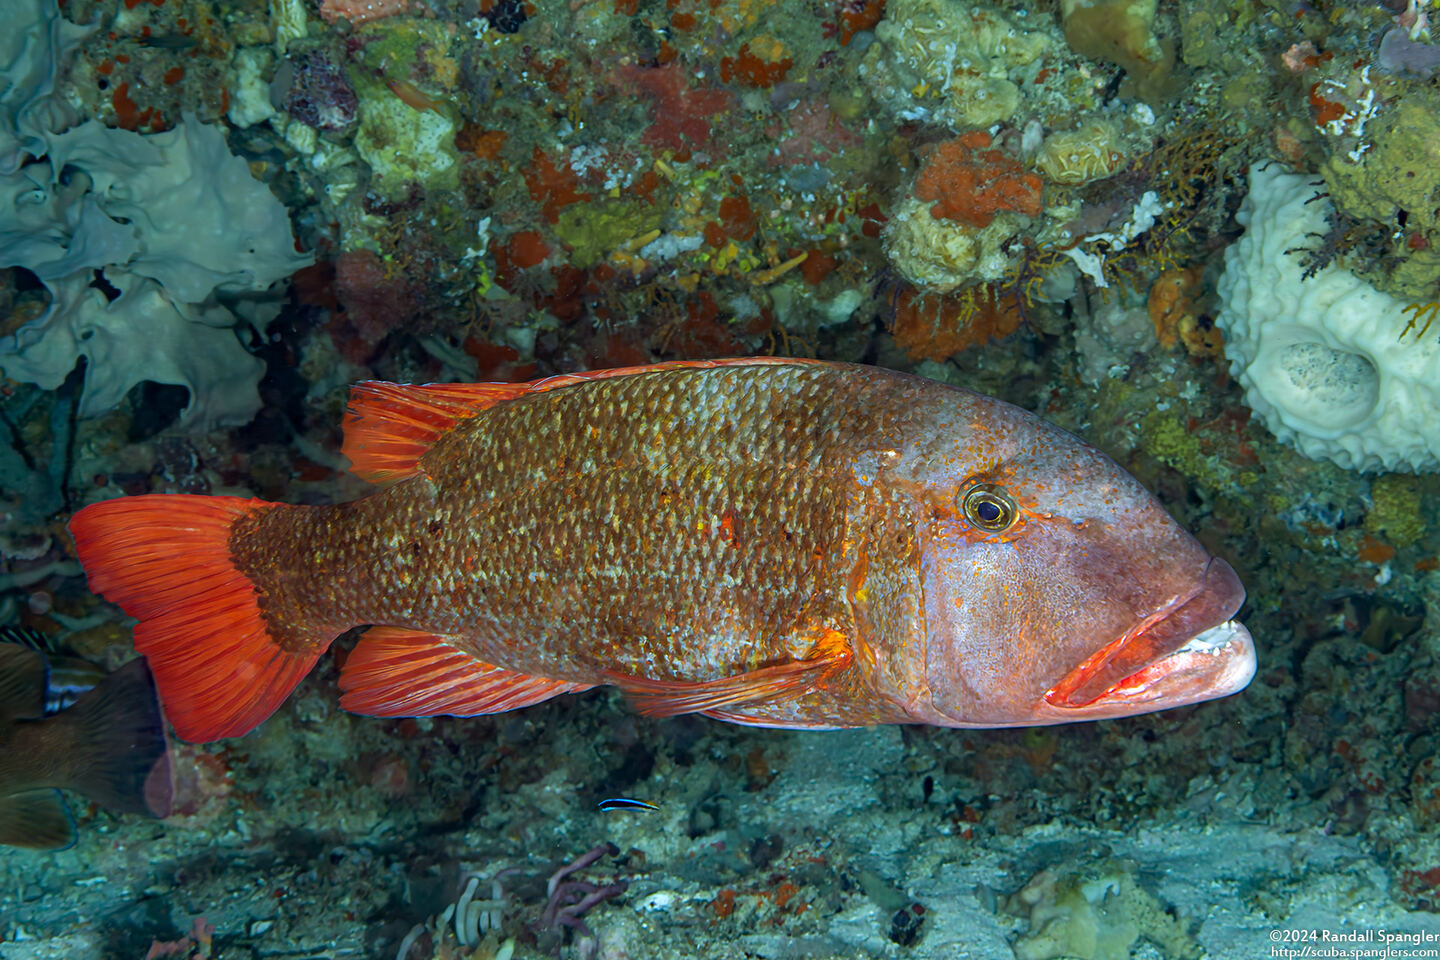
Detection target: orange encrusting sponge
<box><xmin>68</xmin><ymin>495</ymin><xmax>321</xmax><ymax>742</ymax></box>
<box><xmin>912</xmin><ymin>131</ymin><xmax>1043</xmax><ymax>229</ymax></box>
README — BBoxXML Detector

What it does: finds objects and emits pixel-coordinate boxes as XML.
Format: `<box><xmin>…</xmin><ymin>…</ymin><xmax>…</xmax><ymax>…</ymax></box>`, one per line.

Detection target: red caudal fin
<box><xmin>68</xmin><ymin>496</ymin><xmax>330</xmax><ymax>742</ymax></box>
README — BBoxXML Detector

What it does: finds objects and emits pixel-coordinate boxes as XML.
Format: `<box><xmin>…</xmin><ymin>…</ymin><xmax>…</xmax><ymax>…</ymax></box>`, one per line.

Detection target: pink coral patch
<box><xmin>766</xmin><ymin>101</ymin><xmax>863</xmax><ymax>167</ymax></box>
<box><xmin>320</xmin><ymin>0</ymin><xmax>415</xmax><ymax>25</ymax></box>
<box><xmin>616</xmin><ymin>64</ymin><xmax>735</xmax><ymax>159</ymax></box>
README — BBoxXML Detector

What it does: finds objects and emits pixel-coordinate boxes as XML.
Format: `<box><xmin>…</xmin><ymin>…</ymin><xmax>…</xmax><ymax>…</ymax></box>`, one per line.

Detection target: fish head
<box><xmin>886</xmin><ymin>386</ymin><xmax>1255</xmax><ymax>727</ymax></box>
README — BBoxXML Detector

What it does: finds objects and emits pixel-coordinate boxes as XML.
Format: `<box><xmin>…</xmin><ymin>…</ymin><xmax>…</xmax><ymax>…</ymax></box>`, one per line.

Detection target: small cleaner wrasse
<box><xmin>68</xmin><ymin>359</ymin><xmax>1256</xmax><ymax>742</ymax></box>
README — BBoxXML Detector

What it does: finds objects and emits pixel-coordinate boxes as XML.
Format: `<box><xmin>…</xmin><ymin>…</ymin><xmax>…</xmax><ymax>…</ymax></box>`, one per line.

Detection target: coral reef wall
<box><xmin>0</xmin><ymin>0</ymin><xmax>1439</xmax><ymax>956</ymax></box>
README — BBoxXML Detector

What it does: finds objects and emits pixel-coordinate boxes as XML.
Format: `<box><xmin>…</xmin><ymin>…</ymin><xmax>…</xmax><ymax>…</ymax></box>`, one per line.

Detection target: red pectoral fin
<box><xmin>338</xmin><ymin>626</ymin><xmax>592</xmax><ymax>717</ymax></box>
<box><xmin>603</xmin><ymin>631</ymin><xmax>852</xmax><ymax>718</ymax></box>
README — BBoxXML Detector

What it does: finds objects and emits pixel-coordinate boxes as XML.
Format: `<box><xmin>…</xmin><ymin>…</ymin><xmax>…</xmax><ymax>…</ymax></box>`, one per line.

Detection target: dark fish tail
<box><xmin>0</xmin><ymin>647</ymin><xmax>169</xmax><ymax>849</ymax></box>
<box><xmin>0</xmin><ymin>644</ymin><xmax>73</xmax><ymax>849</ymax></box>
<box><xmin>50</xmin><ymin>657</ymin><xmax>173</xmax><ymax>818</ymax></box>
<box><xmin>0</xmin><ymin>788</ymin><xmax>76</xmax><ymax>850</ymax></box>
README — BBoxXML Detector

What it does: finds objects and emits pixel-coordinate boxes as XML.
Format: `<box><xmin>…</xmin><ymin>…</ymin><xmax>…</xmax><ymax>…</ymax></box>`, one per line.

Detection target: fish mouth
<box><xmin>1044</xmin><ymin>557</ymin><xmax>1254</xmax><ymax>710</ymax></box>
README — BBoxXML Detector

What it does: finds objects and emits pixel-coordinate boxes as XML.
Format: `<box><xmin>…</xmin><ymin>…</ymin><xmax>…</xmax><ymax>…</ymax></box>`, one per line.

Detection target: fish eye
<box><xmin>960</xmin><ymin>484</ymin><xmax>1017</xmax><ymax>532</ymax></box>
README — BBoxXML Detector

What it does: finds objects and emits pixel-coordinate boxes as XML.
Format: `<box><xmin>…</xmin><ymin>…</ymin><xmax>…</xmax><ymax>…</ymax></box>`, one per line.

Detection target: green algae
<box><xmin>348</xmin><ymin>18</ymin><xmax>463</xmax><ymax>199</ymax></box>
<box><xmin>1008</xmin><ymin>858</ymin><xmax>1202</xmax><ymax>960</ymax></box>
<box><xmin>1323</xmin><ymin>95</ymin><xmax>1440</xmax><ymax>299</ymax></box>
<box><xmin>1061</xmin><ymin>0</ymin><xmax>1176</xmax><ymax>105</ymax></box>
<box><xmin>1366</xmin><ymin>473</ymin><xmax>1427</xmax><ymax>548</ymax></box>
<box><xmin>1140</xmin><ymin>410</ymin><xmax>1213</xmax><ymax>484</ymax></box>
<box><xmin>555</xmin><ymin>200</ymin><xmax>665</xmax><ymax>268</ymax></box>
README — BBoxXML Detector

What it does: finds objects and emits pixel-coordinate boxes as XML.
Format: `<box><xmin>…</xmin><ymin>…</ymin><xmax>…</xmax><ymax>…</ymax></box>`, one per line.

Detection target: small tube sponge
<box><xmin>1216</xmin><ymin>164</ymin><xmax>1440</xmax><ymax>473</ymax></box>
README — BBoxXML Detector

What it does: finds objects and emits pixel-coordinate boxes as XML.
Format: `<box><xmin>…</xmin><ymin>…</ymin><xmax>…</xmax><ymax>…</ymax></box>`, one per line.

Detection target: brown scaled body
<box><xmin>235</xmin><ymin>361</ymin><xmax>924</xmax><ymax>727</ymax></box>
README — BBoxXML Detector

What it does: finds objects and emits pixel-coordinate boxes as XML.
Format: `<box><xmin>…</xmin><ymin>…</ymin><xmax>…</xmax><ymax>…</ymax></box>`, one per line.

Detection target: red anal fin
<box><xmin>603</xmin><ymin>630</ymin><xmax>852</xmax><ymax>719</ymax></box>
<box><xmin>700</xmin><ymin>707</ymin><xmax>847</xmax><ymax>730</ymax></box>
<box><xmin>69</xmin><ymin>495</ymin><xmax>326</xmax><ymax>742</ymax></box>
<box><xmin>341</xmin><ymin>358</ymin><xmax>825</xmax><ymax>484</ymax></box>
<box><xmin>338</xmin><ymin>626</ymin><xmax>592</xmax><ymax>717</ymax></box>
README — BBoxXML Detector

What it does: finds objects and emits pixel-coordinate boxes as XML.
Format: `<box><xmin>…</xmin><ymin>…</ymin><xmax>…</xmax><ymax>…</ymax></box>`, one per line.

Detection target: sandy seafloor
<box><xmin>4</xmin><ymin>0</ymin><xmax>1440</xmax><ymax>957</ymax></box>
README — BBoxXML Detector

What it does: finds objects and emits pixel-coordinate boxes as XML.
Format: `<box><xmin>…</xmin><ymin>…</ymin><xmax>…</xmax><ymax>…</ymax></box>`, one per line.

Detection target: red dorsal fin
<box><xmin>338</xmin><ymin>626</ymin><xmax>592</xmax><ymax>717</ymax></box>
<box><xmin>68</xmin><ymin>495</ymin><xmax>331</xmax><ymax>742</ymax></box>
<box><xmin>602</xmin><ymin>629</ymin><xmax>853</xmax><ymax>718</ymax></box>
<box><xmin>341</xmin><ymin>358</ymin><xmax>820</xmax><ymax>484</ymax></box>
<box><xmin>341</xmin><ymin>382</ymin><xmax>532</xmax><ymax>484</ymax></box>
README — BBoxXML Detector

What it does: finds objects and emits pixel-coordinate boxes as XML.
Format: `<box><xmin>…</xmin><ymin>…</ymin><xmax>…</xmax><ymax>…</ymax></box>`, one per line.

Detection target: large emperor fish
<box><xmin>68</xmin><ymin>359</ymin><xmax>1256</xmax><ymax>741</ymax></box>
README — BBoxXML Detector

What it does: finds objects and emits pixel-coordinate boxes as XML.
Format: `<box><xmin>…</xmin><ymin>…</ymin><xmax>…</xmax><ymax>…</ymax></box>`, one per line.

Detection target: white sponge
<box><xmin>1216</xmin><ymin>163</ymin><xmax>1440</xmax><ymax>473</ymax></box>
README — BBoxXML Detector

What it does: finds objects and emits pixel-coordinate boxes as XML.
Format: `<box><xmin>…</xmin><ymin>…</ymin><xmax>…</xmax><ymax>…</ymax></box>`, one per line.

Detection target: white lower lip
<box><xmin>1134</xmin><ymin>618</ymin><xmax>1257</xmax><ymax>702</ymax></box>
<box><xmin>1065</xmin><ymin>618</ymin><xmax>1257</xmax><ymax>714</ymax></box>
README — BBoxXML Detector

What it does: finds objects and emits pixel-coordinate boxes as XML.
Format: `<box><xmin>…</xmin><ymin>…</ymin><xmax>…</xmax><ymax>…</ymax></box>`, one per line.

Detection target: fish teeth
<box><xmin>1176</xmin><ymin>620</ymin><xmax>1243</xmax><ymax>655</ymax></box>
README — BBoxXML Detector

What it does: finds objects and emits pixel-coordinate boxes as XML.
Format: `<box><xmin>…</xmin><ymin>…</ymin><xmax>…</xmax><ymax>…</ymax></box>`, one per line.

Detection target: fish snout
<box><xmin>1042</xmin><ymin>555</ymin><xmax>1254</xmax><ymax>717</ymax></box>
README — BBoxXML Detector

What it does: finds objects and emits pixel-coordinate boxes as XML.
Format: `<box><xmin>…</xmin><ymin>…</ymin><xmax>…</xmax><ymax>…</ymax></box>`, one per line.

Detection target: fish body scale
<box><xmin>233</xmin><ymin>365</ymin><xmax>906</xmax><ymax>685</ymax></box>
